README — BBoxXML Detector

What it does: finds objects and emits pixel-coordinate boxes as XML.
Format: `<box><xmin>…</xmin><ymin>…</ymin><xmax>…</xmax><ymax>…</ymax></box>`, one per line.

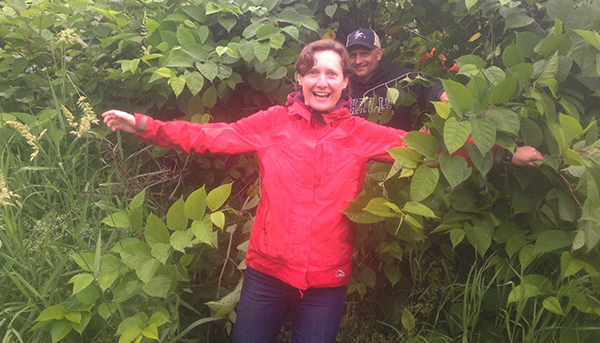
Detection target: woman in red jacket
<box><xmin>103</xmin><ymin>39</ymin><xmax>544</xmax><ymax>343</ymax></box>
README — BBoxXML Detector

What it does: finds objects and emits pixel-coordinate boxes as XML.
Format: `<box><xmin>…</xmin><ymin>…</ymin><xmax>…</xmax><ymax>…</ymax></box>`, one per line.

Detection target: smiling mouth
<box><xmin>314</xmin><ymin>92</ymin><xmax>330</xmax><ymax>99</ymax></box>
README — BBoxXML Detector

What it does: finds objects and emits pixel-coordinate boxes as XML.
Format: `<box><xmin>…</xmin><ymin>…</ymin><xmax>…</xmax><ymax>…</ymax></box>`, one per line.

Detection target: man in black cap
<box><xmin>346</xmin><ymin>28</ymin><xmax>448</xmax><ymax>131</ymax></box>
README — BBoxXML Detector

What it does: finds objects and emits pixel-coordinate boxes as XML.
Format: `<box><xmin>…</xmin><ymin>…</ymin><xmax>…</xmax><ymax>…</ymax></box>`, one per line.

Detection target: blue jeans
<box><xmin>232</xmin><ymin>267</ymin><xmax>346</xmax><ymax>343</ymax></box>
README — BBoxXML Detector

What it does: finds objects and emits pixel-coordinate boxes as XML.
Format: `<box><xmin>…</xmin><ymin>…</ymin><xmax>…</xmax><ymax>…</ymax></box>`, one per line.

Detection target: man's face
<box><xmin>348</xmin><ymin>46</ymin><xmax>382</xmax><ymax>83</ymax></box>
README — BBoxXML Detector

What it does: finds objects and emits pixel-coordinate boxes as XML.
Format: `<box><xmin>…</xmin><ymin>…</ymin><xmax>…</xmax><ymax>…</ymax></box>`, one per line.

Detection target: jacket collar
<box><xmin>286</xmin><ymin>91</ymin><xmax>352</xmax><ymax>125</ymax></box>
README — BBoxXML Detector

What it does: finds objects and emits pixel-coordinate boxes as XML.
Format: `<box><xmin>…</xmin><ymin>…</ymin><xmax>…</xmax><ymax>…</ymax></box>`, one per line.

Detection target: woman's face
<box><xmin>298</xmin><ymin>50</ymin><xmax>349</xmax><ymax>113</ymax></box>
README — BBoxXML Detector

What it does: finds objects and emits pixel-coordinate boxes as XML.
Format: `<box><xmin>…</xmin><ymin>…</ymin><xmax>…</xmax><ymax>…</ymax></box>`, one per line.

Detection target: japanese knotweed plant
<box><xmin>31</xmin><ymin>182</ymin><xmax>239</xmax><ymax>342</ymax></box>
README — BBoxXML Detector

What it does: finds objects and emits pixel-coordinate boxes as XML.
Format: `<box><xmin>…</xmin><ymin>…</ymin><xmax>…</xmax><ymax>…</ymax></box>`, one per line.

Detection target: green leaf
<box><xmin>119</xmin><ymin>325</ymin><xmax>142</xmax><ymax>343</ymax></box>
<box><xmin>465</xmin><ymin>222</ymin><xmax>491</xmax><ymax>257</ymax></box>
<box><xmin>387</xmin><ymin>147</ymin><xmax>422</xmax><ymax>168</ymax></box>
<box><xmin>120</xmin><ymin>243</ymin><xmax>152</xmax><ymax>270</ymax></box>
<box><xmin>101</xmin><ymin>211</ymin><xmax>130</xmax><ymax>228</ymax></box>
<box><xmin>98</xmin><ymin>271</ymin><xmax>119</xmax><ymax>292</ymax></box>
<box><xmin>185</xmin><ymin>71</ymin><xmax>204</xmax><ymax>97</ymax></box>
<box><xmin>145</xmin><ymin>213</ymin><xmax>170</xmax><ymax>246</ymax></box>
<box><xmin>167</xmin><ymin>197</ymin><xmax>188</xmax><ymax>231</ymax></box>
<box><xmin>36</xmin><ymin>305</ymin><xmax>65</xmax><ymax>322</ymax></box>
<box><xmin>506</xmin><ymin>234</ymin><xmax>529</xmax><ymax>257</ymax></box>
<box><xmin>206</xmin><ymin>182</ymin><xmax>233</xmax><ymax>211</ymax></box>
<box><xmin>561</xmin><ymin>251</ymin><xmax>584</xmax><ymax>279</ymax></box>
<box><xmin>543</xmin><ymin>297</ymin><xmax>566</xmax><ymax>316</ymax></box>
<box><xmin>507</xmin><ymin>284</ymin><xmax>540</xmax><ymax>304</ymax></box>
<box><xmin>441</xmin><ymin>79</ymin><xmax>473</xmax><ymax>116</ymax></box>
<box><xmin>402</xmin><ymin>202</ymin><xmax>438</xmax><ymax>218</ymax></box>
<box><xmin>402</xmin><ymin>308</ymin><xmax>415</xmax><ymax>330</ymax></box>
<box><xmin>450</xmin><ymin>229</ymin><xmax>465</xmax><ymax>249</ymax></box>
<box><xmin>64</xmin><ymin>311</ymin><xmax>81</xmax><ymax>325</ymax></box>
<box><xmin>455</xmin><ymin>55</ymin><xmax>486</xmax><ymax>69</ymax></box>
<box><xmin>488</xmin><ymin>76</ymin><xmax>517</xmax><ymax>104</ymax></box>
<box><xmin>197</xmin><ymin>61</ymin><xmax>218</xmax><ymax>82</ymax></box>
<box><xmin>533</xmin><ymin>230</ymin><xmax>571</xmax><ymax>255</ymax></box>
<box><xmin>439</xmin><ymin>153</ymin><xmax>468</xmax><ymax>189</ymax></box>
<box><xmin>253</xmin><ymin>42</ymin><xmax>270</xmax><ymax>63</ymax></box>
<box><xmin>51</xmin><ymin>320</ymin><xmax>72</xmax><ymax>343</ymax></box>
<box><xmin>470</xmin><ymin>117</ymin><xmax>496</xmax><ymax>155</ymax></box>
<box><xmin>238</xmin><ymin>39</ymin><xmax>256</xmax><ymax>62</ymax></box>
<box><xmin>301</xmin><ymin>18</ymin><xmax>319</xmax><ymax>32</ymax></box>
<box><xmin>72</xmin><ymin>253</ymin><xmax>95</xmax><ymax>272</ymax></box>
<box><xmin>70</xmin><ymin>273</ymin><xmax>94</xmax><ymax>295</ymax></box>
<box><xmin>574</xmin><ymin>30</ymin><xmax>600</xmax><ymax>51</ymax></box>
<box><xmin>218</xmin><ymin>17</ymin><xmax>236</xmax><ymax>32</ymax></box>
<box><xmin>559</xmin><ymin>113</ymin><xmax>583</xmax><ymax>144</ymax></box>
<box><xmin>142</xmin><ymin>324</ymin><xmax>159</xmax><ymax>339</ymax></box>
<box><xmin>256</xmin><ymin>24</ymin><xmax>280</xmax><ymax>40</ymax></box>
<box><xmin>486</xmin><ymin>107</ymin><xmax>520</xmax><ymax>136</ymax></box>
<box><xmin>202</xmin><ymin>85</ymin><xmax>218</xmax><ymax>108</ymax></box>
<box><xmin>282</xmin><ymin>26</ymin><xmax>299</xmax><ymax>40</ymax></box>
<box><xmin>364</xmin><ymin>197</ymin><xmax>398</xmax><ymax>217</ymax></box>
<box><xmin>443</xmin><ymin>117</ymin><xmax>471</xmax><ymax>154</ymax></box>
<box><xmin>191</xmin><ymin>216</ymin><xmax>213</xmax><ymax>246</ymax></box>
<box><xmin>182</xmin><ymin>44</ymin><xmax>209</xmax><ymax>62</ymax></box>
<box><xmin>402</xmin><ymin>131</ymin><xmax>439</xmax><ymax>160</ymax></box>
<box><xmin>169</xmin><ymin>74</ymin><xmax>186</xmax><ymax>97</ymax></box>
<box><xmin>150</xmin><ymin>67</ymin><xmax>172</xmax><ymax>83</ymax></box>
<box><xmin>136</xmin><ymin>258</ymin><xmax>161</xmax><ymax>283</ymax></box>
<box><xmin>410</xmin><ymin>165</ymin><xmax>439</xmax><ymax>202</ymax></box>
<box><xmin>185</xmin><ymin>186</ymin><xmax>206</xmax><ymax>220</ymax></box>
<box><xmin>211</xmin><ymin>211</ymin><xmax>225</xmax><ymax>230</ymax></box>
<box><xmin>143</xmin><ymin>270</ymin><xmax>176</xmax><ymax>299</ymax></box>
<box><xmin>149</xmin><ymin>311</ymin><xmax>170</xmax><ymax>327</ymax></box>
<box><xmin>387</xmin><ymin>87</ymin><xmax>400</xmax><ymax>105</ymax></box>
<box><xmin>166</xmin><ymin>56</ymin><xmax>193</xmax><ymax>68</ymax></box>
<box><xmin>432</xmin><ymin>101</ymin><xmax>450</xmax><ymax>119</ymax></box>
<box><xmin>325</xmin><ymin>4</ymin><xmax>337</xmax><ymax>17</ymax></box>
<box><xmin>176</xmin><ymin>25</ymin><xmax>195</xmax><ymax>45</ymax></box>
<box><xmin>502</xmin><ymin>44</ymin><xmax>525</xmax><ymax>68</ymax></box>
<box><xmin>383</xmin><ymin>264</ymin><xmax>401</xmax><ymax>286</ymax></box>
<box><xmin>129</xmin><ymin>190</ymin><xmax>145</xmax><ymax>233</ymax></box>
<box><xmin>170</xmin><ymin>230</ymin><xmax>194</xmax><ymax>252</ymax></box>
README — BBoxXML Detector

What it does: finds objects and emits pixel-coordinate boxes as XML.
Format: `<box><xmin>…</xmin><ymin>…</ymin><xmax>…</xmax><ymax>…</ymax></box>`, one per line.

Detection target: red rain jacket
<box><xmin>133</xmin><ymin>96</ymin><xmax>489</xmax><ymax>290</ymax></box>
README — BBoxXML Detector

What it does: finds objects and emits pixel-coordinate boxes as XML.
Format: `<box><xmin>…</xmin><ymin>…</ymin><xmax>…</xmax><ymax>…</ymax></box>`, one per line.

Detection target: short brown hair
<box><xmin>296</xmin><ymin>39</ymin><xmax>353</xmax><ymax>79</ymax></box>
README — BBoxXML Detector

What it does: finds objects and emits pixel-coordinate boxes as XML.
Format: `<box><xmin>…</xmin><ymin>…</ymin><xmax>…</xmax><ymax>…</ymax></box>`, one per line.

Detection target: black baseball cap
<box><xmin>346</xmin><ymin>29</ymin><xmax>381</xmax><ymax>49</ymax></box>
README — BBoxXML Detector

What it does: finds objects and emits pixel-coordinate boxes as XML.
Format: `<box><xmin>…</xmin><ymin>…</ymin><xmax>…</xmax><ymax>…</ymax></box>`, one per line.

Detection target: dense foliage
<box><xmin>0</xmin><ymin>0</ymin><xmax>599</xmax><ymax>342</ymax></box>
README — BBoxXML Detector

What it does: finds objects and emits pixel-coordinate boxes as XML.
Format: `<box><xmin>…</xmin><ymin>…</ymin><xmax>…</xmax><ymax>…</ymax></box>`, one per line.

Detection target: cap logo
<box><xmin>354</xmin><ymin>31</ymin><xmax>365</xmax><ymax>39</ymax></box>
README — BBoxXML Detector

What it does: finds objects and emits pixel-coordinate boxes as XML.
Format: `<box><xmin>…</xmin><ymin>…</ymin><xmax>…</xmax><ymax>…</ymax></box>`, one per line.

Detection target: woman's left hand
<box><xmin>511</xmin><ymin>146</ymin><xmax>546</xmax><ymax>167</ymax></box>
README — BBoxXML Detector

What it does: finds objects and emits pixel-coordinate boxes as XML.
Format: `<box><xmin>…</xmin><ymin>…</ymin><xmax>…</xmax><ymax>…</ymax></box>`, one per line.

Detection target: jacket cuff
<box><xmin>134</xmin><ymin>113</ymin><xmax>150</xmax><ymax>136</ymax></box>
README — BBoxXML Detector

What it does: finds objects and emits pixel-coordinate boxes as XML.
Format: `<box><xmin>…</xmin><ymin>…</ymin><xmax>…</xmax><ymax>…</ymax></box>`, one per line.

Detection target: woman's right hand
<box><xmin>102</xmin><ymin>110</ymin><xmax>136</xmax><ymax>134</ymax></box>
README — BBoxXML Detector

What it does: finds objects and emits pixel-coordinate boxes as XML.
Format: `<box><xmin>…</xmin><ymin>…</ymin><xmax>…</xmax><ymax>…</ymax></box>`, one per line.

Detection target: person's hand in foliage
<box><xmin>102</xmin><ymin>110</ymin><xmax>136</xmax><ymax>133</ymax></box>
<box><xmin>511</xmin><ymin>146</ymin><xmax>546</xmax><ymax>167</ymax></box>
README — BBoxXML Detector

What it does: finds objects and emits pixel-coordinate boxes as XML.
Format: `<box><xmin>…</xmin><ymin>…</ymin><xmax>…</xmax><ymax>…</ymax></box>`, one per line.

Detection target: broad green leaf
<box><xmin>484</xmin><ymin>66</ymin><xmax>506</xmax><ymax>85</ymax></box>
<box><xmin>402</xmin><ymin>131</ymin><xmax>439</xmax><ymax>160</ymax></box>
<box><xmin>559</xmin><ymin>113</ymin><xmax>583</xmax><ymax>143</ymax></box>
<box><xmin>465</xmin><ymin>0</ymin><xmax>478</xmax><ymax>10</ymax></box>
<box><xmin>521</xmin><ymin>118</ymin><xmax>544</xmax><ymax>147</ymax></box>
<box><xmin>211</xmin><ymin>211</ymin><xmax>225</xmax><ymax>229</ymax></box>
<box><xmin>383</xmin><ymin>263</ymin><xmax>401</xmax><ymax>286</ymax></box>
<box><xmin>432</xmin><ymin>101</ymin><xmax>450</xmax><ymax>119</ymax></box>
<box><xmin>176</xmin><ymin>25</ymin><xmax>195</xmax><ymax>45</ymax></box>
<box><xmin>182</xmin><ymin>44</ymin><xmax>209</xmax><ymax>62</ymax></box>
<box><xmin>119</xmin><ymin>243</ymin><xmax>152</xmax><ymax>270</ymax></box>
<box><xmin>455</xmin><ymin>55</ymin><xmax>486</xmax><ymax>69</ymax></box>
<box><xmin>112</xmin><ymin>279</ymin><xmax>143</xmax><ymax>303</ymax></box>
<box><xmin>202</xmin><ymin>85</ymin><xmax>218</xmax><ymax>108</ymax></box>
<box><xmin>185</xmin><ymin>186</ymin><xmax>206</xmax><ymax>220</ymax></box>
<box><xmin>142</xmin><ymin>324</ymin><xmax>159</xmax><ymax>339</ymax></box>
<box><xmin>510</xmin><ymin>63</ymin><xmax>534</xmax><ymax>86</ymax></box>
<box><xmin>488</xmin><ymin>76</ymin><xmax>517</xmax><ymax>104</ymax></box>
<box><xmin>358</xmin><ymin>267</ymin><xmax>376</xmax><ymax>289</ymax></box>
<box><xmin>387</xmin><ymin>147</ymin><xmax>422</xmax><ymax>168</ymax></box>
<box><xmin>185</xmin><ymin>71</ymin><xmax>204</xmax><ymax>96</ymax></box>
<box><xmin>215</xmin><ymin>46</ymin><xmax>229</xmax><ymax>56</ymax></box>
<box><xmin>71</xmin><ymin>311</ymin><xmax>90</xmax><ymax>334</ymax></box>
<box><xmin>443</xmin><ymin>117</ymin><xmax>471</xmax><ymax>154</ymax></box>
<box><xmin>151</xmin><ymin>243</ymin><xmax>172</xmax><ymax>265</ymax></box>
<box><xmin>136</xmin><ymin>258</ymin><xmax>161</xmax><ymax>283</ymax></box>
<box><xmin>170</xmin><ymin>230</ymin><xmax>193</xmax><ymax>252</ymax></box>
<box><xmin>149</xmin><ymin>67</ymin><xmax>172</xmax><ymax>83</ymax></box>
<box><xmin>206</xmin><ymin>182</ymin><xmax>233</xmax><ymax>211</ymax></box>
<box><xmin>502</xmin><ymin>44</ymin><xmax>525</xmax><ymax>68</ymax></box>
<box><xmin>117</xmin><ymin>313</ymin><xmax>148</xmax><ymax>336</ymax></box>
<box><xmin>486</xmin><ymin>107</ymin><xmax>520</xmax><ymax>136</ymax></box>
<box><xmin>70</xmin><ymin>273</ymin><xmax>94</xmax><ymax>295</ymax></box>
<box><xmin>543</xmin><ymin>297</ymin><xmax>566</xmax><ymax>316</ymax></box>
<box><xmin>342</xmin><ymin>192</ymin><xmax>386</xmax><ymax>224</ymax></box>
<box><xmin>439</xmin><ymin>153</ymin><xmax>468</xmax><ymax>189</ymax></box>
<box><xmin>36</xmin><ymin>305</ymin><xmax>65</xmax><ymax>322</ymax></box>
<box><xmin>166</xmin><ymin>56</ymin><xmax>193</xmax><ymax>68</ymax></box>
<box><xmin>410</xmin><ymin>165</ymin><xmax>439</xmax><ymax>202</ymax></box>
<box><xmin>504</xmin><ymin>10</ymin><xmax>535</xmax><ymax>30</ymax></box>
<box><xmin>573</xmin><ymin>29</ymin><xmax>600</xmax><ymax>51</ymax></box>
<box><xmin>533</xmin><ymin>230</ymin><xmax>571</xmax><ymax>255</ymax></box>
<box><xmin>149</xmin><ymin>311</ymin><xmax>170</xmax><ymax>327</ymax></box>
<box><xmin>98</xmin><ymin>271</ymin><xmax>119</xmax><ymax>292</ymax></box>
<box><xmin>143</xmin><ymin>272</ymin><xmax>175</xmax><ymax>299</ymax></box>
<box><xmin>256</xmin><ymin>24</ymin><xmax>280</xmax><ymax>40</ymax></box>
<box><xmin>402</xmin><ymin>202</ymin><xmax>438</xmax><ymax>218</ymax></box>
<box><xmin>197</xmin><ymin>61</ymin><xmax>218</xmax><ymax>82</ymax></box>
<box><xmin>507</xmin><ymin>284</ymin><xmax>540</xmax><ymax>304</ymax></box>
<box><xmin>102</xmin><ymin>211</ymin><xmax>130</xmax><ymax>228</ymax></box>
<box><xmin>450</xmin><ymin>229</ymin><xmax>465</xmax><ymax>249</ymax></box>
<box><xmin>387</xmin><ymin>88</ymin><xmax>400</xmax><ymax>105</ymax></box>
<box><xmin>64</xmin><ymin>311</ymin><xmax>81</xmax><ymax>324</ymax></box>
<box><xmin>51</xmin><ymin>320</ymin><xmax>72</xmax><ymax>343</ymax></box>
<box><xmin>465</xmin><ymin>223</ymin><xmax>491</xmax><ymax>257</ymax></box>
<box><xmin>402</xmin><ymin>308</ymin><xmax>415</xmax><ymax>330</ymax></box>
<box><xmin>561</xmin><ymin>251</ymin><xmax>584</xmax><ymax>279</ymax></box>
<box><xmin>364</xmin><ymin>198</ymin><xmax>398</xmax><ymax>217</ymax></box>
<box><xmin>465</xmin><ymin>145</ymin><xmax>493</xmax><ymax>175</ymax></box>
<box><xmin>282</xmin><ymin>26</ymin><xmax>299</xmax><ymax>40</ymax></box>
<box><xmin>119</xmin><ymin>325</ymin><xmax>142</xmax><ymax>343</ymax></box>
<box><xmin>253</xmin><ymin>42</ymin><xmax>271</xmax><ymax>63</ymax></box>
<box><xmin>167</xmin><ymin>197</ymin><xmax>188</xmax><ymax>231</ymax></box>
<box><xmin>218</xmin><ymin>17</ymin><xmax>236</xmax><ymax>32</ymax></box>
<box><xmin>441</xmin><ymin>79</ymin><xmax>473</xmax><ymax>116</ymax></box>
<box><xmin>506</xmin><ymin>234</ymin><xmax>529</xmax><ymax>257</ymax></box>
<box><xmin>301</xmin><ymin>18</ymin><xmax>319</xmax><ymax>32</ymax></box>
<box><xmin>145</xmin><ymin>213</ymin><xmax>170</xmax><ymax>246</ymax></box>
<box><xmin>129</xmin><ymin>189</ymin><xmax>145</xmax><ymax>233</ymax></box>
<box><xmin>170</xmin><ymin>74</ymin><xmax>186</xmax><ymax>97</ymax></box>
<box><xmin>470</xmin><ymin>117</ymin><xmax>496</xmax><ymax>155</ymax></box>
<box><xmin>238</xmin><ymin>39</ymin><xmax>256</xmax><ymax>62</ymax></box>
<box><xmin>557</xmin><ymin>190</ymin><xmax>577</xmax><ymax>222</ymax></box>
<box><xmin>325</xmin><ymin>4</ymin><xmax>337</xmax><ymax>17</ymax></box>
<box><xmin>72</xmin><ymin>253</ymin><xmax>95</xmax><ymax>272</ymax></box>
<box><xmin>191</xmin><ymin>216</ymin><xmax>213</xmax><ymax>246</ymax></box>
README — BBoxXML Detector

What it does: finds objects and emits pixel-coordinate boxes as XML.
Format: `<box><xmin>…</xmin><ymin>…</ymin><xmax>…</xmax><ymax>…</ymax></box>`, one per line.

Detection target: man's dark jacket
<box><xmin>349</xmin><ymin>57</ymin><xmax>444</xmax><ymax>131</ymax></box>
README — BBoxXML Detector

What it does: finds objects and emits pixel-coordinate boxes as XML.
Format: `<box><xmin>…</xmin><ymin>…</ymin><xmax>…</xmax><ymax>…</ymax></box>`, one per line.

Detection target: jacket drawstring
<box><xmin>299</xmin><ymin>289</ymin><xmax>304</xmax><ymax>299</ymax></box>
